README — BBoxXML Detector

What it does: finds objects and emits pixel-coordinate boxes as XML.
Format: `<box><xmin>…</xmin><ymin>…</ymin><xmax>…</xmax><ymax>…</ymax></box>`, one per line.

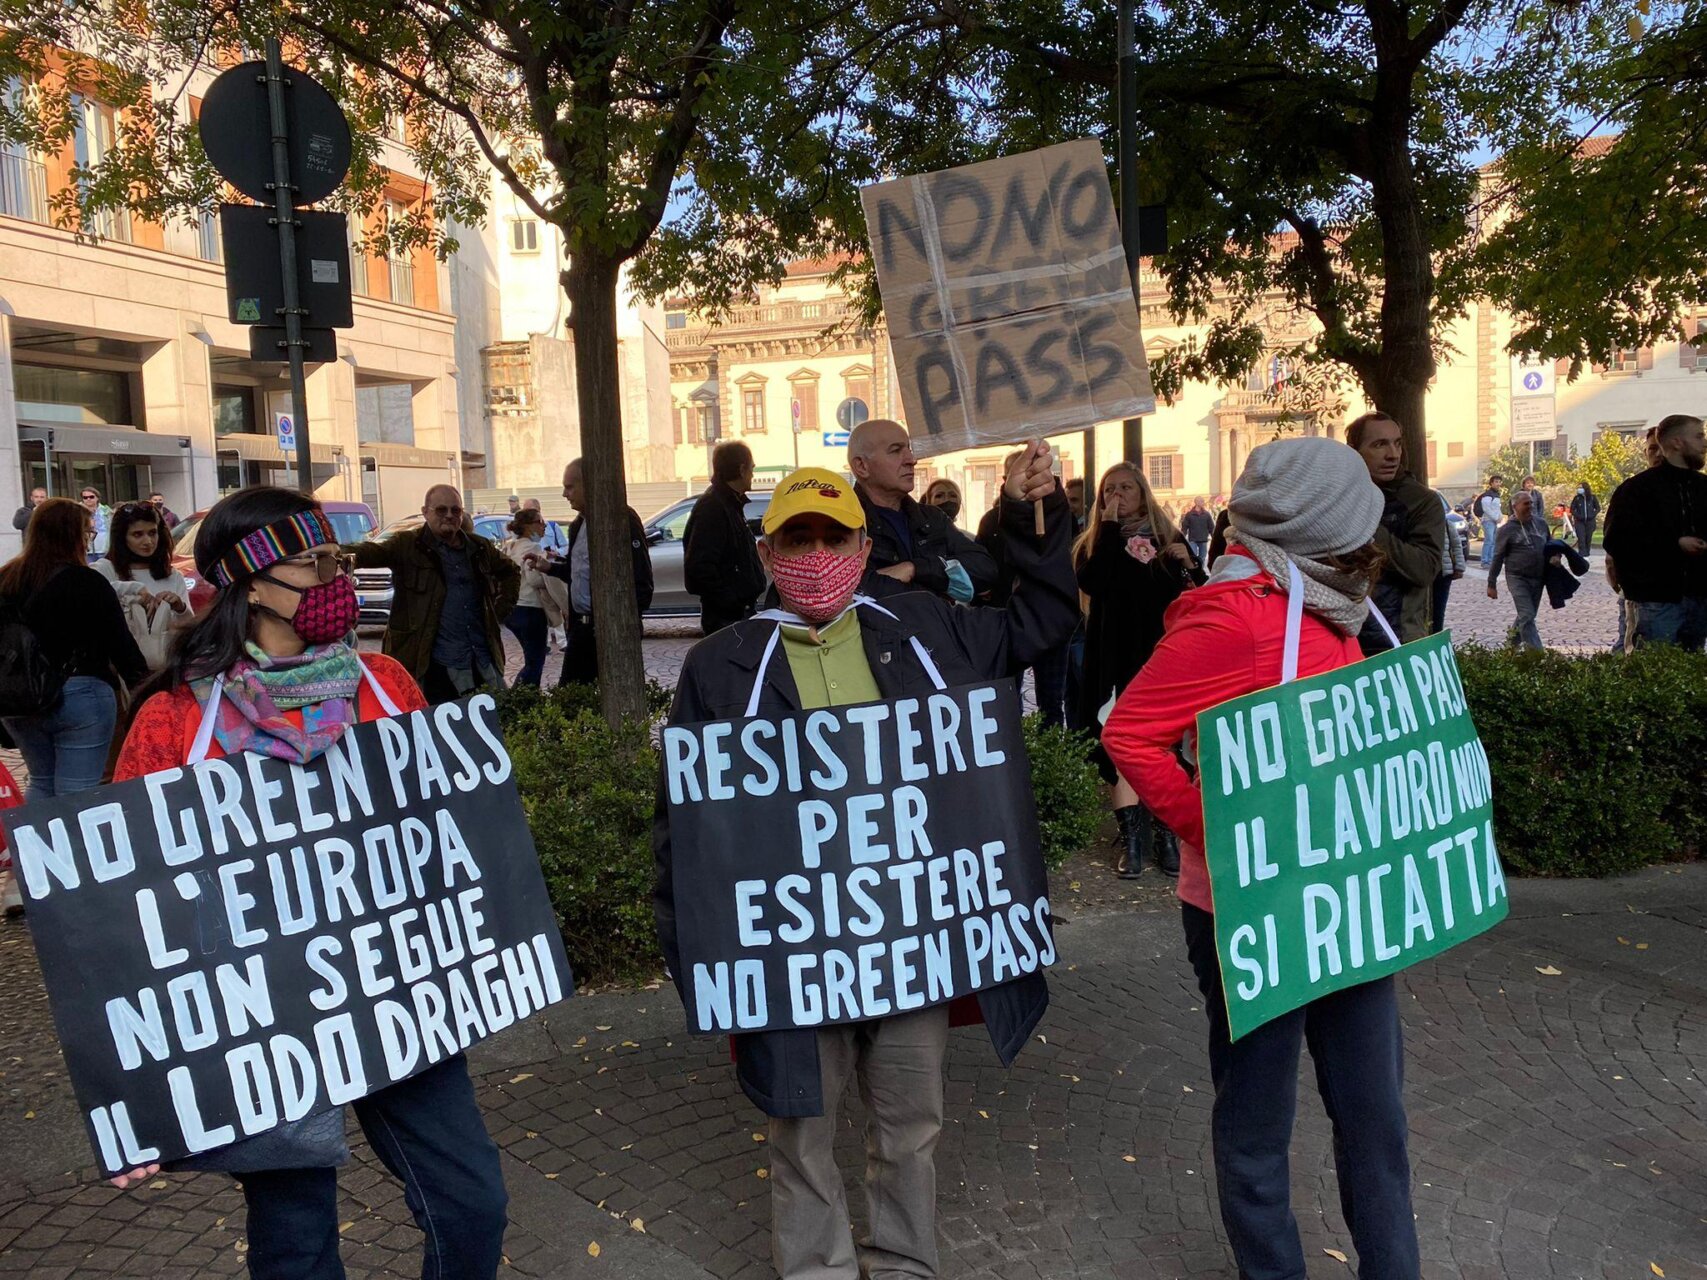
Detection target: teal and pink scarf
<box><xmin>194</xmin><ymin>642</ymin><xmax>363</xmax><ymax>764</ymax></box>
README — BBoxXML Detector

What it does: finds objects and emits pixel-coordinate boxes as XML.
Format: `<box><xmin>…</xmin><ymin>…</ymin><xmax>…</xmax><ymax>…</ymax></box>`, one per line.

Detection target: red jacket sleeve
<box><xmin>363</xmin><ymin>653</ymin><xmax>428</xmax><ymax>715</ymax></box>
<box><xmin>113</xmin><ymin>691</ymin><xmax>194</xmax><ymax>782</ymax></box>
<box><xmin>1100</xmin><ymin>598</ymin><xmax>1261</xmax><ymax>852</ymax></box>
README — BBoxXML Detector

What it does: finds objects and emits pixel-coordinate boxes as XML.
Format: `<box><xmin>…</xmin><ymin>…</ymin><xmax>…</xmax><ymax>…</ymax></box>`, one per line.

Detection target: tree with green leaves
<box><xmin>1465</xmin><ymin>2</ymin><xmax>1707</xmax><ymax>373</ymax></box>
<box><xmin>838</xmin><ymin>0</ymin><xmax>1645</xmax><ymax>479</ymax></box>
<box><xmin>0</xmin><ymin>0</ymin><xmax>924</xmax><ymax>722</ymax></box>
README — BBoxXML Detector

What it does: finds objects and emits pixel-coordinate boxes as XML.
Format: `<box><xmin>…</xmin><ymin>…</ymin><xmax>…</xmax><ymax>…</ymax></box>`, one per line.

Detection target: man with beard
<box><xmin>1604</xmin><ymin>413</ymin><xmax>1707</xmax><ymax>650</ymax></box>
<box><xmin>654</xmin><ymin>442</ymin><xmax>1074</xmax><ymax>1280</ymax></box>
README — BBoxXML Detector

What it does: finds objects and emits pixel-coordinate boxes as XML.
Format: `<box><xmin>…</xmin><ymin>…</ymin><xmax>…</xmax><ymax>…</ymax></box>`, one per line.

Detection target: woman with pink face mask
<box><xmin>106</xmin><ymin>485</ymin><xmax>509</xmax><ymax>1279</ymax></box>
<box><xmin>655</xmin><ymin>446</ymin><xmax>1078</xmax><ymax>1280</ymax></box>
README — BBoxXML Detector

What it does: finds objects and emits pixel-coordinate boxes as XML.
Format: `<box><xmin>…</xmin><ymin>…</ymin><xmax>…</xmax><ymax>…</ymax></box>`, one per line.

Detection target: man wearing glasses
<box><xmin>348</xmin><ymin>483</ymin><xmax>521</xmax><ymax>703</ymax></box>
<box><xmin>79</xmin><ymin>487</ymin><xmax>112</xmax><ymax>560</ymax></box>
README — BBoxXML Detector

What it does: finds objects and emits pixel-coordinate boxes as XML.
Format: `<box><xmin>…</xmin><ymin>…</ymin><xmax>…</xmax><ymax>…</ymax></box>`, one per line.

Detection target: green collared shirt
<box><xmin>778</xmin><ymin>609</ymin><xmax>881</xmax><ymax>709</ymax></box>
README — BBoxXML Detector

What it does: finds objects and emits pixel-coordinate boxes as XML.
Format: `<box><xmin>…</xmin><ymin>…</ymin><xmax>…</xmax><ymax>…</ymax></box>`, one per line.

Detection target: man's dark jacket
<box><xmin>1359</xmin><ymin>471</ymin><xmax>1446</xmax><ymax>656</ymax></box>
<box><xmin>856</xmin><ymin>485</ymin><xmax>998</xmax><ymax>600</ymax></box>
<box><xmin>347</xmin><ymin>526</ymin><xmax>520</xmax><ymax>683</ymax></box>
<box><xmin>1543</xmin><ymin>539</ymin><xmax>1589</xmax><ymax>609</ymax></box>
<box><xmin>544</xmin><ymin>508</ymin><xmax>655</xmax><ymax>618</ymax></box>
<box><xmin>1602</xmin><ymin>464</ymin><xmax>1707</xmax><ymax>602</ymax></box>
<box><xmin>654</xmin><ymin>490</ymin><xmax>1078</xmax><ymax>1119</ymax></box>
<box><xmin>683</xmin><ymin>483</ymin><xmax>765</xmax><ymax>632</ymax></box>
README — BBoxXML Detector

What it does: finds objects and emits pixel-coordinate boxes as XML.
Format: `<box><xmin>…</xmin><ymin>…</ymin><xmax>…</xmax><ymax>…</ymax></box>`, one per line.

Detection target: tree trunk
<box><xmin>564</xmin><ymin>250</ymin><xmax>648</xmax><ymax>725</ymax></box>
<box><xmin>1367</xmin><ymin>61</ymin><xmax>1436</xmax><ymax>483</ymax></box>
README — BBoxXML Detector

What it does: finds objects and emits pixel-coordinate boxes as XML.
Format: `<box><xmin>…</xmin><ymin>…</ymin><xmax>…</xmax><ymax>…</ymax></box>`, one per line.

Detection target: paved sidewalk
<box><xmin>2</xmin><ymin>865</ymin><xmax>1703</xmax><ymax>1278</ymax></box>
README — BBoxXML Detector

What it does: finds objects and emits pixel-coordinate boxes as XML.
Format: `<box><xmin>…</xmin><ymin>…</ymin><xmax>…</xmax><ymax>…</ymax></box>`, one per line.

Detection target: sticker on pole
<box><xmin>1197</xmin><ymin>633</ymin><xmax>1508</xmax><ymax>1040</ymax></box>
<box><xmin>275</xmin><ymin>413</ymin><xmax>297</xmax><ymax>452</ymax></box>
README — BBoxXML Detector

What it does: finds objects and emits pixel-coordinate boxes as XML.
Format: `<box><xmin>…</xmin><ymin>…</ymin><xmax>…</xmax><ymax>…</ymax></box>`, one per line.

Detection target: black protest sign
<box><xmin>859</xmin><ymin>140</ymin><xmax>1157</xmax><ymax>456</ymax></box>
<box><xmin>2</xmin><ymin>693</ymin><xmax>572</xmax><ymax>1177</ymax></box>
<box><xmin>662</xmin><ymin>680</ymin><xmax>1055</xmax><ymax>1034</ymax></box>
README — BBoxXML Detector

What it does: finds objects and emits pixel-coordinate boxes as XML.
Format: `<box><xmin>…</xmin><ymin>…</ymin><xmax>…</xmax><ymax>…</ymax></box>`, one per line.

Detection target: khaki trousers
<box><xmin>767</xmin><ymin>1007</ymin><xmax>951</xmax><ymax>1280</ymax></box>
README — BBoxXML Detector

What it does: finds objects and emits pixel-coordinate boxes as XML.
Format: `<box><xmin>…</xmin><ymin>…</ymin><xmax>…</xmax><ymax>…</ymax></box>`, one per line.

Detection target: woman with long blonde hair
<box><xmin>1074</xmin><ymin>462</ymin><xmax>1200</xmax><ymax>877</ymax></box>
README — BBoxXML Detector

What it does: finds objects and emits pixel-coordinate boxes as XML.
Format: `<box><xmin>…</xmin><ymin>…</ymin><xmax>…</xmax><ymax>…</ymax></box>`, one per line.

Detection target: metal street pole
<box><xmin>264</xmin><ymin>39</ymin><xmax>313</xmax><ymax>494</ymax></box>
<box><xmin>1118</xmin><ymin>0</ymin><xmax>1143</xmax><ymax>466</ymax></box>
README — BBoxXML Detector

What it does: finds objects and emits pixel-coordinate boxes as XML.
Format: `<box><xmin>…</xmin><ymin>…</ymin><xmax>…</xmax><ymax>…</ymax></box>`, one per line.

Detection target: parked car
<box><xmin>642</xmin><ymin>491</ymin><xmax>770</xmax><ymax>617</ymax></box>
<box><xmin>172</xmin><ymin>500</ymin><xmax>390</xmax><ymax>627</ymax></box>
<box><xmin>471</xmin><ymin>513</ymin><xmax>568</xmax><ymax>554</ymax></box>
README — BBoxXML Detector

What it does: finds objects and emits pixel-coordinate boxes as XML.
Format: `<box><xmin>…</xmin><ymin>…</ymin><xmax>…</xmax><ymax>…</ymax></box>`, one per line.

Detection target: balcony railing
<box><xmin>0</xmin><ymin>151</ymin><xmax>48</xmax><ymax>224</ymax></box>
<box><xmin>665</xmin><ymin>296</ymin><xmax>861</xmax><ymax>349</ymax></box>
<box><xmin>388</xmin><ymin>257</ymin><xmax>415</xmax><ymax>307</ymax></box>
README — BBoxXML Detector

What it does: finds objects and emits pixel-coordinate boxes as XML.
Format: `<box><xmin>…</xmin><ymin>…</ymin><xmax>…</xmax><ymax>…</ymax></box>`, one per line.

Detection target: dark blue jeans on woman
<box><xmin>505</xmin><ymin>604</ymin><xmax>549</xmax><ymax>688</ymax></box>
<box><xmin>236</xmin><ymin>1054</ymin><xmax>507</xmax><ymax>1280</ymax></box>
<box><xmin>2</xmin><ymin>675</ymin><xmax>117</xmax><ymax>801</ymax></box>
<box><xmin>1182</xmin><ymin>904</ymin><xmax>1419</xmax><ymax>1280</ymax></box>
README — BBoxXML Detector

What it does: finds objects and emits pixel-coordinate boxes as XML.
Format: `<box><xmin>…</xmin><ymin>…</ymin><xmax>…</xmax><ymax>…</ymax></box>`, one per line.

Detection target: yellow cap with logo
<box><xmin>762</xmin><ymin>467</ymin><xmax>866</xmax><ymax>535</ymax></box>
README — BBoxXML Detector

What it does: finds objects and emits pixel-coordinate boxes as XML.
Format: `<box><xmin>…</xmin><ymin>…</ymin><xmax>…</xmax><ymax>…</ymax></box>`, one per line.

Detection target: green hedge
<box><xmin>1458</xmin><ymin>645</ymin><xmax>1707</xmax><ymax>876</ymax></box>
<box><xmin>495</xmin><ymin>688</ymin><xmax>1107</xmax><ymax>982</ymax></box>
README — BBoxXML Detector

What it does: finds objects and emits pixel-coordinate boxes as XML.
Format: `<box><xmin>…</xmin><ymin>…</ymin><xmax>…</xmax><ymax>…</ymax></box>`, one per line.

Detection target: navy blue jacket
<box><xmin>653</xmin><ymin>490</ymin><xmax>1077</xmax><ymax>1117</ymax></box>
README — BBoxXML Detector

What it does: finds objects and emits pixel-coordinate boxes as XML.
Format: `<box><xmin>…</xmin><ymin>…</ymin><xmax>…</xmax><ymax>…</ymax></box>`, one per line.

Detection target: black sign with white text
<box><xmin>662</xmin><ymin>680</ymin><xmax>1054</xmax><ymax>1034</ymax></box>
<box><xmin>2</xmin><ymin>693</ymin><xmax>572</xmax><ymax>1177</ymax></box>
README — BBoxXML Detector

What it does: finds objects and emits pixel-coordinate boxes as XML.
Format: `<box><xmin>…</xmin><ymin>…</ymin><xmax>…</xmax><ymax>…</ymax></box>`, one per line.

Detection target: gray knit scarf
<box><xmin>1224</xmin><ymin>530</ymin><xmax>1371</xmax><ymax>637</ymax></box>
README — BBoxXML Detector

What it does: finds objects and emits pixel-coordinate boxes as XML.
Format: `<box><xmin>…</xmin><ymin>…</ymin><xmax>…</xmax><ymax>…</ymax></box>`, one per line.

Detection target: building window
<box><xmin>843</xmin><ymin>373</ymin><xmax>872</xmax><ymax>410</ymax></box>
<box><xmin>1603</xmin><ymin>347</ymin><xmax>1651</xmax><ymax>373</ymax></box>
<box><xmin>790</xmin><ymin>381</ymin><xmax>820</xmax><ymax>433</ymax></box>
<box><xmin>1532</xmin><ymin>440</ymin><xmax>1555</xmax><ymax>460</ymax></box>
<box><xmin>0</xmin><ymin>78</ymin><xmax>47</xmax><ymax>224</ymax></box>
<box><xmin>1682</xmin><ymin>320</ymin><xmax>1707</xmax><ymax>370</ymax></box>
<box><xmin>347</xmin><ymin>215</ymin><xmax>370</xmax><ymax>296</ymax></box>
<box><xmin>385</xmin><ymin>200</ymin><xmax>414</xmax><ymax>307</ymax></box>
<box><xmin>742</xmin><ymin>388</ymin><xmax>766</xmax><ymax>434</ymax></box>
<box><xmin>695</xmin><ymin>401</ymin><xmax>718</xmax><ymax>443</ymax></box>
<box><xmin>72</xmin><ymin>95</ymin><xmax>129</xmax><ymax>242</ymax></box>
<box><xmin>665</xmin><ymin>311</ymin><xmax>689</xmax><ymax>330</ymax></box>
<box><xmin>213</xmin><ymin>387</ymin><xmax>256</xmax><ymax>436</ymax></box>
<box><xmin>510</xmin><ymin>219</ymin><xmax>539</xmax><ymax>253</ymax></box>
<box><xmin>674</xmin><ymin>404</ymin><xmax>687</xmax><ymax>446</ymax></box>
<box><xmin>15</xmin><ymin>363</ymin><xmax>134</xmax><ymax>425</ymax></box>
<box><xmin>1146</xmin><ymin>453</ymin><xmax>1183</xmax><ymax>490</ymax></box>
<box><xmin>1597</xmin><ymin>421</ymin><xmax>1645</xmax><ymax>440</ymax></box>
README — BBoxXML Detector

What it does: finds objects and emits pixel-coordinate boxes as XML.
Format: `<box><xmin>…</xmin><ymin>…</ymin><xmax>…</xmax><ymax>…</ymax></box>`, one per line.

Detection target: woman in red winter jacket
<box><xmin>108</xmin><ymin>486</ymin><xmax>508</xmax><ymax>1280</ymax></box>
<box><xmin>1103</xmin><ymin>437</ymin><xmax>1422</xmax><ymax>1280</ymax></box>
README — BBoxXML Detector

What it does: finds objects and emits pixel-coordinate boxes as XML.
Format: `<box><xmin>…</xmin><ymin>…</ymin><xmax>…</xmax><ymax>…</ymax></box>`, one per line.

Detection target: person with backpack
<box><xmin>0</xmin><ymin>498</ymin><xmax>147</xmax><ymax>800</ymax></box>
<box><xmin>105</xmin><ymin>485</ymin><xmax>510</xmax><ymax>1278</ymax></box>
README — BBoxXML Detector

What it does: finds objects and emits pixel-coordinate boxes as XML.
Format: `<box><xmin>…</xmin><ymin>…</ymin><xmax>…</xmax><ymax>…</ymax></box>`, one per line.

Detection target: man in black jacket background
<box><xmin>531</xmin><ymin>457</ymin><xmax>654</xmax><ymax>685</ymax></box>
<box><xmin>848</xmin><ymin>418</ymin><xmax>996</xmax><ymax>602</ymax></box>
<box><xmin>683</xmin><ymin>441</ymin><xmax>765</xmax><ymax>634</ymax></box>
<box><xmin>1604</xmin><ymin>414</ymin><xmax>1707</xmax><ymax>650</ymax></box>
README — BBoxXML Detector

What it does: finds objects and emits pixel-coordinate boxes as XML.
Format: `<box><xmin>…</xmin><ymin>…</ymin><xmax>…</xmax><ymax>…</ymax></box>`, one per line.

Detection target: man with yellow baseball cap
<box><xmin>655</xmin><ymin>440</ymin><xmax>1077</xmax><ymax>1280</ymax></box>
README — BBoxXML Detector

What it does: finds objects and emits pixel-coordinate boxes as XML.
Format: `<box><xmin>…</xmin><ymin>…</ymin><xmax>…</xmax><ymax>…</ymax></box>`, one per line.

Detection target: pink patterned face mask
<box><xmin>768</xmin><ymin>548</ymin><xmax>866</xmax><ymax>623</ymax></box>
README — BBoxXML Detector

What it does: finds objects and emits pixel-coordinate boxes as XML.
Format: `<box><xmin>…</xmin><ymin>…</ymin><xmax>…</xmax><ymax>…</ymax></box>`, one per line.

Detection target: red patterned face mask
<box><xmin>768</xmin><ymin>547</ymin><xmax>866</xmax><ymax>623</ymax></box>
<box><xmin>258</xmin><ymin>574</ymin><xmax>360</xmax><ymax>645</ymax></box>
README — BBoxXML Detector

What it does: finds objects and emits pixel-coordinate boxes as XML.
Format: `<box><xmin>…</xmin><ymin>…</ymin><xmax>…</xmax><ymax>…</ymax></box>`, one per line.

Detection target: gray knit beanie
<box><xmin>1229</xmin><ymin>436</ymin><xmax>1385</xmax><ymax>558</ymax></box>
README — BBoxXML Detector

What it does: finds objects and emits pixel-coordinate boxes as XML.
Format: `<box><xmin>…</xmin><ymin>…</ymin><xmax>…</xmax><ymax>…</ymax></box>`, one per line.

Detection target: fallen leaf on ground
<box><xmin>978</xmin><ymin>1110</ymin><xmax>990</xmax><ymax>1119</ymax></box>
<box><xmin>1122</xmin><ymin>1155</ymin><xmax>1137</xmax><ymax>1164</ymax></box>
<box><xmin>1535</xmin><ymin>965</ymin><xmax>1563</xmax><ymax>976</ymax></box>
<box><xmin>339</xmin><ymin>1222</ymin><xmax>353</xmax><ymax>1234</ymax></box>
<box><xmin>756</xmin><ymin>1169</ymin><xmax>769</xmax><ymax>1179</ymax></box>
<box><xmin>753</xmin><ymin>1133</ymin><xmax>766</xmax><ymax>1142</ymax></box>
<box><xmin>631</xmin><ymin>1218</ymin><xmax>645</xmax><ymax>1233</ymax></box>
<box><xmin>1618</xmin><ymin>937</ymin><xmax>1630</xmax><ymax>945</ymax></box>
<box><xmin>1325</xmin><ymin>1248</ymin><xmax>1349</xmax><ymax>1263</ymax></box>
<box><xmin>545</xmin><ymin>1173</ymin><xmax>560</xmax><ymax>1180</ymax></box>
<box><xmin>1636</xmin><ymin>943</ymin><xmax>1649</xmax><ymax>951</ymax></box>
<box><xmin>587</xmin><ymin>1242</ymin><xmax>601</xmax><ymax>1258</ymax></box>
<box><xmin>509</xmin><ymin>1073</ymin><xmax>533</xmax><ymax>1084</ymax></box>
<box><xmin>1650</xmin><ymin>1264</ymin><xmax>1664</xmax><ymax>1277</ymax></box>
<box><xmin>595</xmin><ymin>1024</ymin><xmax>613</xmax><ymax>1031</ymax></box>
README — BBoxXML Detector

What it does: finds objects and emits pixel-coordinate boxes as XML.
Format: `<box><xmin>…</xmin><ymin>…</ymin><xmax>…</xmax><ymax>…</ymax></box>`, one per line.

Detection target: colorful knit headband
<box><xmin>206</xmin><ymin>509</ymin><xmax>339</xmax><ymax>589</ymax></box>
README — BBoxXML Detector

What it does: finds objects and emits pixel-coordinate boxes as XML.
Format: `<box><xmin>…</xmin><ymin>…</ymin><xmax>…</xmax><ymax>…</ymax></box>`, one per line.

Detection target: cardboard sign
<box><xmin>661</xmin><ymin>681</ymin><xmax>1054</xmax><ymax>1033</ymax></box>
<box><xmin>3</xmin><ymin>694</ymin><xmax>573</xmax><ymax>1176</ymax></box>
<box><xmin>1198</xmin><ymin>634</ymin><xmax>1508</xmax><ymax>1040</ymax></box>
<box><xmin>860</xmin><ymin>140</ymin><xmax>1156</xmax><ymax>456</ymax></box>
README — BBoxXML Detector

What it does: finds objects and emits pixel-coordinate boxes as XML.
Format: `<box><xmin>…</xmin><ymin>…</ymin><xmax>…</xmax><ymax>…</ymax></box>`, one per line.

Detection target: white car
<box><xmin>643</xmin><ymin>492</ymin><xmax>771</xmax><ymax>617</ymax></box>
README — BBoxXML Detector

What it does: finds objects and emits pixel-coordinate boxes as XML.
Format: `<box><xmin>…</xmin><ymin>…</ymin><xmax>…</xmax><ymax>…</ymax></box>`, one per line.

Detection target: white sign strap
<box><xmin>744</xmin><ymin>596</ymin><xmax>947</xmax><ymax>716</ymax></box>
<box><xmin>188</xmin><ymin>658</ymin><xmax>401</xmax><ymax>764</ymax></box>
<box><xmin>1279</xmin><ymin>559</ymin><xmax>1398</xmax><ymax>686</ymax></box>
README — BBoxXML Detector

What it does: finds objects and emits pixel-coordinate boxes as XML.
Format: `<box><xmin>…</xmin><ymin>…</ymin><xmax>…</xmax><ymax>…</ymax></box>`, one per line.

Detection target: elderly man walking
<box><xmin>848</xmin><ymin>418</ymin><xmax>996</xmax><ymax>602</ymax></box>
<box><xmin>348</xmin><ymin>483</ymin><xmax>520</xmax><ymax>702</ymax></box>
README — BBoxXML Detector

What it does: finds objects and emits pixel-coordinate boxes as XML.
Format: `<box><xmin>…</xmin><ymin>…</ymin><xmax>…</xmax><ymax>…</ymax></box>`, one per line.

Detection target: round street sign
<box><xmin>199</xmin><ymin>60</ymin><xmax>352</xmax><ymax>205</ymax></box>
<box><xmin>1522</xmin><ymin>371</ymin><xmax>1544</xmax><ymax>392</ymax></box>
<box><xmin>836</xmin><ymin>397</ymin><xmax>870</xmax><ymax>431</ymax></box>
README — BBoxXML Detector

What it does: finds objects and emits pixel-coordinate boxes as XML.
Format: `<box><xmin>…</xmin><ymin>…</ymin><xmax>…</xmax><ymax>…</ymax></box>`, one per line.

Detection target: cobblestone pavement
<box><xmin>3</xmin><ymin>865</ymin><xmax>1704</xmax><ymax>1278</ymax></box>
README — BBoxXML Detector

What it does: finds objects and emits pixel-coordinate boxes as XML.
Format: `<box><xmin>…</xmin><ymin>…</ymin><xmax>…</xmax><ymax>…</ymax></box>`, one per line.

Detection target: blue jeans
<box><xmin>2</xmin><ymin>676</ymin><xmax>117</xmax><ymax>802</ymax></box>
<box><xmin>237</xmin><ymin>1054</ymin><xmax>507</xmax><ymax>1280</ymax></box>
<box><xmin>1507</xmin><ymin>574</ymin><xmax>1544</xmax><ymax>651</ymax></box>
<box><xmin>1479</xmin><ymin>517</ymin><xmax>1498</xmax><ymax>566</ymax></box>
<box><xmin>1633</xmin><ymin>596</ymin><xmax>1707</xmax><ymax>651</ymax></box>
<box><xmin>1183</xmin><ymin>905</ymin><xmax>1419</xmax><ymax>1280</ymax></box>
<box><xmin>505</xmin><ymin>605</ymin><xmax>549</xmax><ymax>688</ymax></box>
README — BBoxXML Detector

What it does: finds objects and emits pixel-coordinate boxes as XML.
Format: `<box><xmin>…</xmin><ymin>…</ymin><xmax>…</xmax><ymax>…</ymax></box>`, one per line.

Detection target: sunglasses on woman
<box><xmin>274</xmin><ymin>550</ymin><xmax>356</xmax><ymax>583</ymax></box>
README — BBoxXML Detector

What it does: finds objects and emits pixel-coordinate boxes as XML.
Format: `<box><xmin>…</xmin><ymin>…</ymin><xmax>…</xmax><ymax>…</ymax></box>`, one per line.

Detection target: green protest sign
<box><xmin>1197</xmin><ymin>632</ymin><xmax>1508</xmax><ymax>1040</ymax></box>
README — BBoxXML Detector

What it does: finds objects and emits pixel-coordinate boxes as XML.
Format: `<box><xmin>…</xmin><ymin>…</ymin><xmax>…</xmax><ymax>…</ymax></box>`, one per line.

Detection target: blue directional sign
<box><xmin>822</xmin><ymin>430</ymin><xmax>851</xmax><ymax>448</ymax></box>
